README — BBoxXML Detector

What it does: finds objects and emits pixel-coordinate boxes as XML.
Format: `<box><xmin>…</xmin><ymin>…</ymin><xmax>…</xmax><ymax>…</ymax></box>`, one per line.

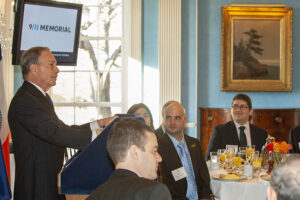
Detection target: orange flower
<box><xmin>280</xmin><ymin>141</ymin><xmax>288</xmax><ymax>153</ymax></box>
<box><xmin>273</xmin><ymin>142</ymin><xmax>280</xmax><ymax>152</ymax></box>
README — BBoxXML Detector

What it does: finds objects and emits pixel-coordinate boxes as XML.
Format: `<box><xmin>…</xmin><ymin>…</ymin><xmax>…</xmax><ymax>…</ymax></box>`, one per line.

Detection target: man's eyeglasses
<box><xmin>232</xmin><ymin>104</ymin><xmax>249</xmax><ymax>110</ymax></box>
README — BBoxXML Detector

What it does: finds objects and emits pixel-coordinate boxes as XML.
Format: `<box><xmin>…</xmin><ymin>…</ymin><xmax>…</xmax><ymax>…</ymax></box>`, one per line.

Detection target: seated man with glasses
<box><xmin>206</xmin><ymin>93</ymin><xmax>267</xmax><ymax>160</ymax></box>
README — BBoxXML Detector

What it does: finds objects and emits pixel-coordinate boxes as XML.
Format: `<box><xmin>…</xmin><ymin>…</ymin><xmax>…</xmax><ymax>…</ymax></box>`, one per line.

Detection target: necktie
<box><xmin>45</xmin><ymin>93</ymin><xmax>53</xmax><ymax>105</ymax></box>
<box><xmin>239</xmin><ymin>126</ymin><xmax>247</xmax><ymax>146</ymax></box>
<box><xmin>177</xmin><ymin>142</ymin><xmax>198</xmax><ymax>200</ymax></box>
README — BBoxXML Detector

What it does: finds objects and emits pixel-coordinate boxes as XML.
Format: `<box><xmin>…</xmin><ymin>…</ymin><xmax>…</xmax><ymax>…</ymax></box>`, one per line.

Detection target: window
<box><xmin>50</xmin><ymin>0</ymin><xmax>125</xmax><ymax>125</ymax></box>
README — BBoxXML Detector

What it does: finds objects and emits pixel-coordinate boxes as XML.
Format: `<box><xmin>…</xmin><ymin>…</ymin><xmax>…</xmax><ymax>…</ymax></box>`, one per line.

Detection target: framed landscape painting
<box><xmin>221</xmin><ymin>4</ymin><xmax>293</xmax><ymax>92</ymax></box>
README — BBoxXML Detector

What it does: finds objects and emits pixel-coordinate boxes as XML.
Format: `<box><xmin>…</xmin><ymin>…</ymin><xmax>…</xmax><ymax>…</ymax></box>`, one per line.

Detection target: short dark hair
<box><xmin>232</xmin><ymin>94</ymin><xmax>252</xmax><ymax>110</ymax></box>
<box><xmin>20</xmin><ymin>46</ymin><xmax>50</xmax><ymax>80</ymax></box>
<box><xmin>270</xmin><ymin>155</ymin><xmax>300</xmax><ymax>200</ymax></box>
<box><xmin>107</xmin><ymin>118</ymin><xmax>153</xmax><ymax>165</ymax></box>
<box><xmin>127</xmin><ymin>103</ymin><xmax>154</xmax><ymax>130</ymax></box>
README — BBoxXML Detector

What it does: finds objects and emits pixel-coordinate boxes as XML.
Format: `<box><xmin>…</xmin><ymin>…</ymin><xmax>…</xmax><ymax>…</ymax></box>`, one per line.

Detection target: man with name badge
<box><xmin>158</xmin><ymin>101</ymin><xmax>213</xmax><ymax>200</ymax></box>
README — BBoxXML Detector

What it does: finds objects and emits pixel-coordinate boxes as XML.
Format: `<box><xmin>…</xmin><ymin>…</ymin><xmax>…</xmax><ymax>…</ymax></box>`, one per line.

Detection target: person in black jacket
<box><xmin>289</xmin><ymin>126</ymin><xmax>300</xmax><ymax>153</ymax></box>
<box><xmin>158</xmin><ymin>101</ymin><xmax>213</xmax><ymax>200</ymax></box>
<box><xmin>87</xmin><ymin>118</ymin><xmax>171</xmax><ymax>200</ymax></box>
<box><xmin>8</xmin><ymin>46</ymin><xmax>116</xmax><ymax>200</ymax></box>
<box><xmin>206</xmin><ymin>94</ymin><xmax>267</xmax><ymax>160</ymax></box>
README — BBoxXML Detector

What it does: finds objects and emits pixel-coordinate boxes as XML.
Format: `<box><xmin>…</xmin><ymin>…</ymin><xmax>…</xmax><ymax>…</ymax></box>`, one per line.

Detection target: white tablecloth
<box><xmin>208</xmin><ymin>163</ymin><xmax>270</xmax><ymax>200</ymax></box>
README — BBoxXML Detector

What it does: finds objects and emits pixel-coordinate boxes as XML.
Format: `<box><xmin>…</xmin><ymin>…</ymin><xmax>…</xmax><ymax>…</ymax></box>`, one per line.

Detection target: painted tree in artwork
<box><xmin>233</xmin><ymin>28</ymin><xmax>267</xmax><ymax>78</ymax></box>
<box><xmin>243</xmin><ymin>29</ymin><xmax>263</xmax><ymax>56</ymax></box>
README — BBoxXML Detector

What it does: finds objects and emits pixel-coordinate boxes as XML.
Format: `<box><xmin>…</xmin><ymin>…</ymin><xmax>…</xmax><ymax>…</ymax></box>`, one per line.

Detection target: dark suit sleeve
<box><xmin>14</xmin><ymin>94</ymin><xmax>92</xmax><ymax>149</ymax></box>
<box><xmin>149</xmin><ymin>183</ymin><xmax>172</xmax><ymax>200</ymax></box>
<box><xmin>195</xmin><ymin>140</ymin><xmax>213</xmax><ymax>199</ymax></box>
<box><xmin>206</xmin><ymin>126</ymin><xmax>222</xmax><ymax>160</ymax></box>
<box><xmin>251</xmin><ymin>125</ymin><xmax>268</xmax><ymax>152</ymax></box>
<box><xmin>289</xmin><ymin>127</ymin><xmax>300</xmax><ymax>153</ymax></box>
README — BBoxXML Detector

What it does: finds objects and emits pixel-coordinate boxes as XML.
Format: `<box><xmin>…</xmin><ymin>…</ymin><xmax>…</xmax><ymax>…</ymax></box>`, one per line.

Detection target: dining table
<box><xmin>207</xmin><ymin>162</ymin><xmax>270</xmax><ymax>200</ymax></box>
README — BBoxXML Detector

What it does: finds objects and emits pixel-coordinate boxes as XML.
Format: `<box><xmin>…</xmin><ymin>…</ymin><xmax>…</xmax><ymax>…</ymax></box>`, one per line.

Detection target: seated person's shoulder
<box><xmin>251</xmin><ymin>124</ymin><xmax>268</xmax><ymax>134</ymax></box>
<box><xmin>291</xmin><ymin>125</ymin><xmax>300</xmax><ymax>133</ymax></box>
<box><xmin>213</xmin><ymin>121</ymin><xmax>234</xmax><ymax>132</ymax></box>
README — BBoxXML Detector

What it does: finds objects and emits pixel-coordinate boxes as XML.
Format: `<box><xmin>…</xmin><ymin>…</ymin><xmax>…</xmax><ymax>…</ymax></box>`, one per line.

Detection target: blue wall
<box><xmin>182</xmin><ymin>0</ymin><xmax>197</xmax><ymax>136</ymax></box>
<box><xmin>142</xmin><ymin>0</ymin><xmax>198</xmax><ymax>136</ymax></box>
<box><xmin>198</xmin><ymin>0</ymin><xmax>300</xmax><ymax>109</ymax></box>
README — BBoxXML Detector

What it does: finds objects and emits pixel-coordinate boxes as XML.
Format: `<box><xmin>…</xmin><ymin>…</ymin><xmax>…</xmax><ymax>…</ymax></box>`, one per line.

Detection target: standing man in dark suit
<box><xmin>87</xmin><ymin>118</ymin><xmax>172</xmax><ymax>200</ymax></box>
<box><xmin>8</xmin><ymin>47</ymin><xmax>116</xmax><ymax>200</ymax></box>
<box><xmin>289</xmin><ymin>126</ymin><xmax>300</xmax><ymax>153</ymax></box>
<box><xmin>158</xmin><ymin>101</ymin><xmax>213</xmax><ymax>200</ymax></box>
<box><xmin>206</xmin><ymin>94</ymin><xmax>268</xmax><ymax>160</ymax></box>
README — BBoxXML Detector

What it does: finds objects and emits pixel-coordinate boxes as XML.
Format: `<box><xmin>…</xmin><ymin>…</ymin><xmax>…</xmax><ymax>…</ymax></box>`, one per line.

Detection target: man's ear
<box><xmin>249</xmin><ymin>109</ymin><xmax>253</xmax><ymax>116</ymax></box>
<box><xmin>184</xmin><ymin>115</ymin><xmax>187</xmax><ymax>124</ymax></box>
<box><xmin>29</xmin><ymin>64</ymin><xmax>38</xmax><ymax>73</ymax></box>
<box><xmin>128</xmin><ymin>145</ymin><xmax>140</xmax><ymax>160</ymax></box>
<box><xmin>267</xmin><ymin>186</ymin><xmax>277</xmax><ymax>200</ymax></box>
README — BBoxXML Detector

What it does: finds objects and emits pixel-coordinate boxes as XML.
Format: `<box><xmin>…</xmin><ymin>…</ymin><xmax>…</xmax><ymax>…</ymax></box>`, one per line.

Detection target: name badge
<box><xmin>171</xmin><ymin>167</ymin><xmax>187</xmax><ymax>181</ymax></box>
<box><xmin>226</xmin><ymin>145</ymin><xmax>238</xmax><ymax>153</ymax></box>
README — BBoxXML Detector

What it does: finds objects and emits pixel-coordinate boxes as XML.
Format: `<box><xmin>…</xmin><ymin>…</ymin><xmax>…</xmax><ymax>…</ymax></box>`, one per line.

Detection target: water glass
<box><xmin>210</xmin><ymin>152</ymin><xmax>218</xmax><ymax>163</ymax></box>
<box><xmin>210</xmin><ymin>152</ymin><xmax>219</xmax><ymax>170</ymax></box>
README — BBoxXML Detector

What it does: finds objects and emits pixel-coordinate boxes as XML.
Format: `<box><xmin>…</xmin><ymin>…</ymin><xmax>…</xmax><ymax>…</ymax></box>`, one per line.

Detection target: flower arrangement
<box><xmin>265</xmin><ymin>141</ymin><xmax>292</xmax><ymax>169</ymax></box>
<box><xmin>265</xmin><ymin>141</ymin><xmax>292</xmax><ymax>153</ymax></box>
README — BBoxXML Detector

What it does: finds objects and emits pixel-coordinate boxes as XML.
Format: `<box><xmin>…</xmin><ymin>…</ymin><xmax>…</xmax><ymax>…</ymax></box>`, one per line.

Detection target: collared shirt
<box><xmin>233</xmin><ymin>121</ymin><xmax>251</xmax><ymax>146</ymax></box>
<box><xmin>167</xmin><ymin>133</ymin><xmax>198</xmax><ymax>200</ymax></box>
<box><xmin>26</xmin><ymin>80</ymin><xmax>99</xmax><ymax>141</ymax></box>
<box><xmin>167</xmin><ymin>133</ymin><xmax>192</xmax><ymax>162</ymax></box>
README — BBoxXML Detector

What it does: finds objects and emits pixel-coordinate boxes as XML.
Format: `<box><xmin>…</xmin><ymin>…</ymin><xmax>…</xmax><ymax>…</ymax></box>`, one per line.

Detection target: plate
<box><xmin>260</xmin><ymin>174</ymin><xmax>270</xmax><ymax>181</ymax></box>
<box><xmin>212</xmin><ymin>174</ymin><xmax>247</xmax><ymax>181</ymax></box>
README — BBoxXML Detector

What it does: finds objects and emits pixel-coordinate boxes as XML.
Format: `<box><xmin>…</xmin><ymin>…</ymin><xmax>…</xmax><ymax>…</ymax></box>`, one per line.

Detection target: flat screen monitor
<box><xmin>12</xmin><ymin>0</ymin><xmax>82</xmax><ymax>65</ymax></box>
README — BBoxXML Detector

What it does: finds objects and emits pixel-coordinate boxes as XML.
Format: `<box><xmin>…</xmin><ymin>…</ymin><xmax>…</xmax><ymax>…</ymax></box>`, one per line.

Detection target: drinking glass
<box><xmin>239</xmin><ymin>147</ymin><xmax>247</xmax><ymax>161</ymax></box>
<box><xmin>246</xmin><ymin>145</ymin><xmax>255</xmax><ymax>163</ymax></box>
<box><xmin>224</xmin><ymin>150</ymin><xmax>233</xmax><ymax>171</ymax></box>
<box><xmin>210</xmin><ymin>152</ymin><xmax>219</xmax><ymax>170</ymax></box>
<box><xmin>233</xmin><ymin>155</ymin><xmax>242</xmax><ymax>166</ymax></box>
<box><xmin>218</xmin><ymin>149</ymin><xmax>226</xmax><ymax>164</ymax></box>
<box><xmin>226</xmin><ymin>146</ymin><xmax>236</xmax><ymax>158</ymax></box>
<box><xmin>252</xmin><ymin>151</ymin><xmax>262</xmax><ymax>180</ymax></box>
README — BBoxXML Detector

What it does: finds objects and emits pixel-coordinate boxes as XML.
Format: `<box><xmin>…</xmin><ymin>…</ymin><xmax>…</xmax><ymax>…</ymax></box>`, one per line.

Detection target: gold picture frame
<box><xmin>221</xmin><ymin>5</ymin><xmax>293</xmax><ymax>92</ymax></box>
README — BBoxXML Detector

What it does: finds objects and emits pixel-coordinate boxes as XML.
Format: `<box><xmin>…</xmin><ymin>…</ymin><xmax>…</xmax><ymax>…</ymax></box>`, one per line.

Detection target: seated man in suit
<box><xmin>267</xmin><ymin>155</ymin><xmax>300</xmax><ymax>200</ymax></box>
<box><xmin>158</xmin><ymin>101</ymin><xmax>213</xmax><ymax>200</ymax></box>
<box><xmin>155</xmin><ymin>100</ymin><xmax>176</xmax><ymax>139</ymax></box>
<box><xmin>289</xmin><ymin>126</ymin><xmax>300</xmax><ymax>153</ymax></box>
<box><xmin>87</xmin><ymin>118</ymin><xmax>172</xmax><ymax>200</ymax></box>
<box><xmin>206</xmin><ymin>93</ymin><xmax>268</xmax><ymax>160</ymax></box>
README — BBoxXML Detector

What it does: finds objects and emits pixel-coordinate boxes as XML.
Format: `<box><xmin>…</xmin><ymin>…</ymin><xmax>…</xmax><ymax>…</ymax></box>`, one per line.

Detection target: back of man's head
<box><xmin>107</xmin><ymin>118</ymin><xmax>153</xmax><ymax>165</ymax></box>
<box><xmin>232</xmin><ymin>93</ymin><xmax>252</xmax><ymax>110</ymax></box>
<box><xmin>269</xmin><ymin>155</ymin><xmax>300</xmax><ymax>200</ymax></box>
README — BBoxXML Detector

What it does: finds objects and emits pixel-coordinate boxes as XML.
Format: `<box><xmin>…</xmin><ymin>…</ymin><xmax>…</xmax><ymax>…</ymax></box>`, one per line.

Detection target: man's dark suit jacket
<box><xmin>158</xmin><ymin>134</ymin><xmax>212</xmax><ymax>200</ymax></box>
<box><xmin>289</xmin><ymin>126</ymin><xmax>300</xmax><ymax>153</ymax></box>
<box><xmin>206</xmin><ymin>120</ymin><xmax>268</xmax><ymax>160</ymax></box>
<box><xmin>8</xmin><ymin>81</ymin><xmax>93</xmax><ymax>200</ymax></box>
<box><xmin>154</xmin><ymin>125</ymin><xmax>165</xmax><ymax>140</ymax></box>
<box><xmin>87</xmin><ymin>169</ymin><xmax>172</xmax><ymax>200</ymax></box>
